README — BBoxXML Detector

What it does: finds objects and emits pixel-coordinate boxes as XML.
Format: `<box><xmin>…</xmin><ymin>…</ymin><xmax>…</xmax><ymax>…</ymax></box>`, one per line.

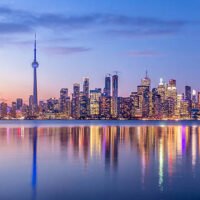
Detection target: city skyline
<box><xmin>1</xmin><ymin>35</ymin><xmax>200</xmax><ymax>104</ymax></box>
<box><xmin>0</xmin><ymin>38</ymin><xmax>199</xmax><ymax>121</ymax></box>
<box><xmin>0</xmin><ymin>0</ymin><xmax>200</xmax><ymax>102</ymax></box>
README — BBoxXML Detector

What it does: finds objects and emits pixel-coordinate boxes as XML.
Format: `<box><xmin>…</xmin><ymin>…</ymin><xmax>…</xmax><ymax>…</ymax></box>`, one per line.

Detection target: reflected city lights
<box><xmin>1</xmin><ymin>124</ymin><xmax>200</xmax><ymax>199</ymax></box>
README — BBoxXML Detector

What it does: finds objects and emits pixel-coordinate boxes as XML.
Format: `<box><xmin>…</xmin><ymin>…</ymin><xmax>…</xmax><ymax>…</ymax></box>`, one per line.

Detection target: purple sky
<box><xmin>0</xmin><ymin>0</ymin><xmax>200</xmax><ymax>103</ymax></box>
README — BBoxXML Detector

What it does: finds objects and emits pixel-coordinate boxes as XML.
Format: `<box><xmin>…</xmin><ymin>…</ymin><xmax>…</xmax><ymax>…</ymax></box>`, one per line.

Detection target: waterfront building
<box><xmin>157</xmin><ymin>78</ymin><xmax>166</xmax><ymax>103</ymax></box>
<box><xmin>11</xmin><ymin>102</ymin><xmax>17</xmax><ymax>118</ymax></box>
<box><xmin>166</xmin><ymin>79</ymin><xmax>177</xmax><ymax>117</ymax></box>
<box><xmin>198</xmin><ymin>92</ymin><xmax>200</xmax><ymax>109</ymax></box>
<box><xmin>80</xmin><ymin>92</ymin><xmax>90</xmax><ymax>119</ymax></box>
<box><xmin>118</xmin><ymin>97</ymin><xmax>132</xmax><ymax>119</ymax></box>
<box><xmin>83</xmin><ymin>78</ymin><xmax>90</xmax><ymax>98</ymax></box>
<box><xmin>103</xmin><ymin>75</ymin><xmax>111</xmax><ymax>97</ymax></box>
<box><xmin>39</xmin><ymin>101</ymin><xmax>47</xmax><ymax>113</ymax></box>
<box><xmin>130</xmin><ymin>92</ymin><xmax>139</xmax><ymax>118</ymax></box>
<box><xmin>90</xmin><ymin>88</ymin><xmax>101</xmax><ymax>117</ymax></box>
<box><xmin>16</xmin><ymin>98</ymin><xmax>23</xmax><ymax>110</ymax></box>
<box><xmin>141</xmin><ymin>71</ymin><xmax>151</xmax><ymax>89</ymax></box>
<box><xmin>152</xmin><ymin>88</ymin><xmax>162</xmax><ymax>119</ymax></box>
<box><xmin>71</xmin><ymin>83</ymin><xmax>80</xmax><ymax>119</ymax></box>
<box><xmin>177</xmin><ymin>94</ymin><xmax>184</xmax><ymax>117</ymax></box>
<box><xmin>192</xmin><ymin>89</ymin><xmax>197</xmax><ymax>108</ymax></box>
<box><xmin>185</xmin><ymin>86</ymin><xmax>192</xmax><ymax>101</ymax></box>
<box><xmin>59</xmin><ymin>88</ymin><xmax>69</xmax><ymax>113</ymax></box>
<box><xmin>0</xmin><ymin>103</ymin><xmax>7</xmax><ymax>118</ymax></box>
<box><xmin>100</xmin><ymin>95</ymin><xmax>111</xmax><ymax>119</ymax></box>
<box><xmin>29</xmin><ymin>95</ymin><xmax>34</xmax><ymax>112</ymax></box>
<box><xmin>111</xmin><ymin>74</ymin><xmax>118</xmax><ymax>118</ymax></box>
<box><xmin>47</xmin><ymin>98</ymin><xmax>59</xmax><ymax>113</ymax></box>
<box><xmin>137</xmin><ymin>85</ymin><xmax>150</xmax><ymax>118</ymax></box>
<box><xmin>180</xmin><ymin>99</ymin><xmax>191</xmax><ymax>118</ymax></box>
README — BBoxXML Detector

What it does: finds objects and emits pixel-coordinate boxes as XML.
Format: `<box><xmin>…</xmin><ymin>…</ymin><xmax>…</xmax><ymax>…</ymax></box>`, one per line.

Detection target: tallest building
<box><xmin>32</xmin><ymin>34</ymin><xmax>39</xmax><ymax>111</ymax></box>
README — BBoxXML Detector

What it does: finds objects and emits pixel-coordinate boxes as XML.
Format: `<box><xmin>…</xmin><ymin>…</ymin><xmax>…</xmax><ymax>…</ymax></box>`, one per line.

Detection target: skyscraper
<box><xmin>0</xmin><ymin>103</ymin><xmax>7</xmax><ymax>118</ymax></box>
<box><xmin>100</xmin><ymin>95</ymin><xmax>111</xmax><ymax>119</ymax></box>
<box><xmin>80</xmin><ymin>92</ymin><xmax>89</xmax><ymax>119</ymax></box>
<box><xmin>166</xmin><ymin>79</ymin><xmax>177</xmax><ymax>117</ymax></box>
<box><xmin>137</xmin><ymin>85</ymin><xmax>150</xmax><ymax>118</ymax></box>
<box><xmin>185</xmin><ymin>86</ymin><xmax>191</xmax><ymax>101</ymax></box>
<box><xmin>83</xmin><ymin>78</ymin><xmax>90</xmax><ymax>98</ymax></box>
<box><xmin>112</xmin><ymin>74</ymin><xmax>118</xmax><ymax>118</ymax></box>
<box><xmin>32</xmin><ymin>34</ymin><xmax>39</xmax><ymax>112</ymax></box>
<box><xmin>141</xmin><ymin>70</ymin><xmax>151</xmax><ymax>88</ymax></box>
<box><xmin>104</xmin><ymin>75</ymin><xmax>111</xmax><ymax>97</ymax></box>
<box><xmin>59</xmin><ymin>88</ymin><xmax>69</xmax><ymax>113</ymax></box>
<box><xmin>90</xmin><ymin>88</ymin><xmax>101</xmax><ymax>117</ymax></box>
<box><xmin>71</xmin><ymin>83</ymin><xmax>80</xmax><ymax>119</ymax></box>
<box><xmin>11</xmin><ymin>102</ymin><xmax>17</xmax><ymax>118</ymax></box>
<box><xmin>152</xmin><ymin>88</ymin><xmax>162</xmax><ymax>119</ymax></box>
<box><xmin>16</xmin><ymin>98</ymin><xmax>23</xmax><ymax>110</ymax></box>
<box><xmin>198</xmin><ymin>92</ymin><xmax>200</xmax><ymax>109</ymax></box>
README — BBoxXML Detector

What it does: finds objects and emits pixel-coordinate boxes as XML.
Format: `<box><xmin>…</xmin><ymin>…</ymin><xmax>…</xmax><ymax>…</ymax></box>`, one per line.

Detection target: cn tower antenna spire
<box><xmin>34</xmin><ymin>33</ymin><xmax>37</xmax><ymax>62</ymax></box>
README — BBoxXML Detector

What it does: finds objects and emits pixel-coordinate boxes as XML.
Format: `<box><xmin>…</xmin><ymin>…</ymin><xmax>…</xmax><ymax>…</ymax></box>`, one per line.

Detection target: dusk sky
<box><xmin>0</xmin><ymin>0</ymin><xmax>200</xmax><ymax>103</ymax></box>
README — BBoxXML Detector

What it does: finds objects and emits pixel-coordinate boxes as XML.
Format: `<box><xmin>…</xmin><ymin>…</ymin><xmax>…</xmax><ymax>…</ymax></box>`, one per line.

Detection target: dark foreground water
<box><xmin>1</xmin><ymin>120</ymin><xmax>200</xmax><ymax>200</ymax></box>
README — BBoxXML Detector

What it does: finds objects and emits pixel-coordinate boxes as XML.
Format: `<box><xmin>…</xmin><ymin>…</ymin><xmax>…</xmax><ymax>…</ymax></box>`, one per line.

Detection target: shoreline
<box><xmin>0</xmin><ymin>119</ymin><xmax>199</xmax><ymax>128</ymax></box>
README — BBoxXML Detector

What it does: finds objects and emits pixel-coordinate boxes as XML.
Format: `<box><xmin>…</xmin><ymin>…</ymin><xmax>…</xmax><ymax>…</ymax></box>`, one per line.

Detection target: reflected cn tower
<box><xmin>32</xmin><ymin>34</ymin><xmax>39</xmax><ymax>112</ymax></box>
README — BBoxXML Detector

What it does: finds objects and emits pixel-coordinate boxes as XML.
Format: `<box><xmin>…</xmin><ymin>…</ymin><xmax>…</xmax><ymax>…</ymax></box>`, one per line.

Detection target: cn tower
<box><xmin>32</xmin><ymin>34</ymin><xmax>39</xmax><ymax>111</ymax></box>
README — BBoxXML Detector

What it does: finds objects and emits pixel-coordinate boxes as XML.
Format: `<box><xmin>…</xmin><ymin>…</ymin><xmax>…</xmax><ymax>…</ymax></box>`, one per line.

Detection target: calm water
<box><xmin>1</xmin><ymin>120</ymin><xmax>200</xmax><ymax>200</ymax></box>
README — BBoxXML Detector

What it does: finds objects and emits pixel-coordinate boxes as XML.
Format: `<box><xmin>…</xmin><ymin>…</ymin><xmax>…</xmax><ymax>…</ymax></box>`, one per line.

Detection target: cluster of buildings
<box><xmin>0</xmin><ymin>36</ymin><xmax>199</xmax><ymax>120</ymax></box>
<box><xmin>2</xmin><ymin>72</ymin><xmax>200</xmax><ymax>120</ymax></box>
<box><xmin>34</xmin><ymin>74</ymin><xmax>200</xmax><ymax>120</ymax></box>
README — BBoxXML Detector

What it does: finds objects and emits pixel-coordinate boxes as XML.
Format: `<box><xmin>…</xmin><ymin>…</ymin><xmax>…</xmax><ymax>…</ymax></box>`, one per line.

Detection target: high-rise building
<box><xmin>16</xmin><ymin>98</ymin><xmax>23</xmax><ymax>110</ymax></box>
<box><xmin>137</xmin><ymin>85</ymin><xmax>150</xmax><ymax>118</ymax></box>
<box><xmin>47</xmin><ymin>98</ymin><xmax>59</xmax><ymax>113</ymax></box>
<box><xmin>111</xmin><ymin>74</ymin><xmax>118</xmax><ymax>118</ymax></box>
<box><xmin>80</xmin><ymin>92</ymin><xmax>90</xmax><ymax>119</ymax></box>
<box><xmin>177</xmin><ymin>94</ymin><xmax>184</xmax><ymax>117</ymax></box>
<box><xmin>83</xmin><ymin>78</ymin><xmax>89</xmax><ymax>98</ymax></box>
<box><xmin>32</xmin><ymin>34</ymin><xmax>39</xmax><ymax>113</ymax></box>
<box><xmin>104</xmin><ymin>75</ymin><xmax>111</xmax><ymax>97</ymax></box>
<box><xmin>11</xmin><ymin>102</ymin><xmax>17</xmax><ymax>118</ymax></box>
<box><xmin>192</xmin><ymin>89</ymin><xmax>197</xmax><ymax>108</ymax></box>
<box><xmin>59</xmin><ymin>88</ymin><xmax>69</xmax><ymax>113</ymax></box>
<box><xmin>100</xmin><ymin>95</ymin><xmax>111</xmax><ymax>119</ymax></box>
<box><xmin>0</xmin><ymin>103</ymin><xmax>7</xmax><ymax>118</ymax></box>
<box><xmin>130</xmin><ymin>92</ymin><xmax>139</xmax><ymax>118</ymax></box>
<box><xmin>29</xmin><ymin>95</ymin><xmax>34</xmax><ymax>112</ymax></box>
<box><xmin>152</xmin><ymin>88</ymin><xmax>162</xmax><ymax>119</ymax></box>
<box><xmin>157</xmin><ymin>78</ymin><xmax>166</xmax><ymax>103</ymax></box>
<box><xmin>198</xmin><ymin>92</ymin><xmax>200</xmax><ymax>109</ymax></box>
<box><xmin>71</xmin><ymin>83</ymin><xmax>80</xmax><ymax>119</ymax></box>
<box><xmin>39</xmin><ymin>101</ymin><xmax>47</xmax><ymax>113</ymax></box>
<box><xmin>90</xmin><ymin>88</ymin><xmax>101</xmax><ymax>117</ymax></box>
<box><xmin>141</xmin><ymin>71</ymin><xmax>151</xmax><ymax>89</ymax></box>
<box><xmin>118</xmin><ymin>97</ymin><xmax>132</xmax><ymax>119</ymax></box>
<box><xmin>184</xmin><ymin>86</ymin><xmax>192</xmax><ymax>114</ymax></box>
<box><xmin>180</xmin><ymin>100</ymin><xmax>190</xmax><ymax>118</ymax></box>
<box><xmin>166</xmin><ymin>79</ymin><xmax>177</xmax><ymax>117</ymax></box>
<box><xmin>185</xmin><ymin>86</ymin><xmax>191</xmax><ymax>101</ymax></box>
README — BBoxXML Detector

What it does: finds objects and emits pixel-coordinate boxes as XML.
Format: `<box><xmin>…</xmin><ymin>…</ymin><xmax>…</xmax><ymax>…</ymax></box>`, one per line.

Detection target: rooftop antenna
<box><xmin>113</xmin><ymin>71</ymin><xmax>120</xmax><ymax>75</ymax></box>
<box><xmin>145</xmin><ymin>70</ymin><xmax>148</xmax><ymax>78</ymax></box>
<box><xmin>106</xmin><ymin>73</ymin><xmax>111</xmax><ymax>77</ymax></box>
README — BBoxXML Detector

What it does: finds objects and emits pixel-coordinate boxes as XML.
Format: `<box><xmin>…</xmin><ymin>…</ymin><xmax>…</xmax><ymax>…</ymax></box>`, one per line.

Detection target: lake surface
<box><xmin>1</xmin><ymin>120</ymin><xmax>200</xmax><ymax>200</ymax></box>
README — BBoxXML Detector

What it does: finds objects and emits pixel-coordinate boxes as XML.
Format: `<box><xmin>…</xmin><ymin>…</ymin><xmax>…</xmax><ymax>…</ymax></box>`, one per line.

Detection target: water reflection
<box><xmin>32</xmin><ymin>127</ymin><xmax>37</xmax><ymax>197</ymax></box>
<box><xmin>1</xmin><ymin>124</ymin><xmax>200</xmax><ymax>199</ymax></box>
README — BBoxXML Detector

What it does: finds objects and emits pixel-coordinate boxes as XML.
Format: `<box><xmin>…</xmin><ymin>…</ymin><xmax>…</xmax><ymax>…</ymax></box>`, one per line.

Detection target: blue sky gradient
<box><xmin>0</xmin><ymin>0</ymin><xmax>200</xmax><ymax>102</ymax></box>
